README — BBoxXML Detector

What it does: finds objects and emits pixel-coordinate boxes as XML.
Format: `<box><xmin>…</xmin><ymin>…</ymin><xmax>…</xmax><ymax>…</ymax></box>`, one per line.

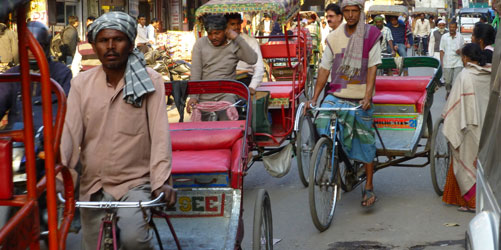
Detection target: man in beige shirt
<box><xmin>60</xmin><ymin>12</ymin><xmax>175</xmax><ymax>249</ymax></box>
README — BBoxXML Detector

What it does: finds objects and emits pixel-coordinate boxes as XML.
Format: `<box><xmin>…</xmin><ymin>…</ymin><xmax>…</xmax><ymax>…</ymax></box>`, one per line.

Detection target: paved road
<box><xmin>240</xmin><ymin>66</ymin><xmax>475</xmax><ymax>250</ymax></box>
<box><xmin>55</xmin><ymin>66</ymin><xmax>475</xmax><ymax>250</ymax></box>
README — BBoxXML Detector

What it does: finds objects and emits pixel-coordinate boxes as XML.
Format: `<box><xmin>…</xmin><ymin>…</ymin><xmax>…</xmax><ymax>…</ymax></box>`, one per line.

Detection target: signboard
<box><xmin>29</xmin><ymin>0</ymin><xmax>48</xmax><ymax>26</ymax></box>
<box><xmin>129</xmin><ymin>0</ymin><xmax>139</xmax><ymax>17</ymax></box>
<box><xmin>170</xmin><ymin>0</ymin><xmax>181</xmax><ymax>30</ymax></box>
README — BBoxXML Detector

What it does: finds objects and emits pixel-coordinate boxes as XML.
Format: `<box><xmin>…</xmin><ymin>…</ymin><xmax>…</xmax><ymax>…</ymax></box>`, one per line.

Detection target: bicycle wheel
<box><xmin>430</xmin><ymin>117</ymin><xmax>450</xmax><ymax>196</ymax></box>
<box><xmin>309</xmin><ymin>137</ymin><xmax>340</xmax><ymax>232</ymax></box>
<box><xmin>253</xmin><ymin>189</ymin><xmax>273</xmax><ymax>250</ymax></box>
<box><xmin>296</xmin><ymin>114</ymin><xmax>316</xmax><ymax>187</ymax></box>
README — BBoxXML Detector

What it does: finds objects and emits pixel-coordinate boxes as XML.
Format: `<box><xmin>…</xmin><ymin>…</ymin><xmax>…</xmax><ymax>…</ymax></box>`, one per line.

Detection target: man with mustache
<box><xmin>187</xmin><ymin>14</ymin><xmax>257</xmax><ymax>121</ymax></box>
<box><xmin>307</xmin><ymin>0</ymin><xmax>381</xmax><ymax>207</ymax></box>
<box><xmin>325</xmin><ymin>3</ymin><xmax>343</xmax><ymax>31</ymax></box>
<box><xmin>59</xmin><ymin>12</ymin><xmax>176</xmax><ymax>249</ymax></box>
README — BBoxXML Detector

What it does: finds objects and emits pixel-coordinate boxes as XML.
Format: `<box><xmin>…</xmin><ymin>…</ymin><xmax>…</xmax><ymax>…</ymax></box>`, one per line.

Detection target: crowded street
<box><xmin>1</xmin><ymin>0</ymin><xmax>500</xmax><ymax>249</ymax></box>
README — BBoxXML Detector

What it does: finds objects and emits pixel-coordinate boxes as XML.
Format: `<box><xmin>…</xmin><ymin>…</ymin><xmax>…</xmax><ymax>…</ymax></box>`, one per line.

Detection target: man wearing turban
<box><xmin>307</xmin><ymin>0</ymin><xmax>381</xmax><ymax>207</ymax></box>
<box><xmin>59</xmin><ymin>12</ymin><xmax>176</xmax><ymax>249</ymax></box>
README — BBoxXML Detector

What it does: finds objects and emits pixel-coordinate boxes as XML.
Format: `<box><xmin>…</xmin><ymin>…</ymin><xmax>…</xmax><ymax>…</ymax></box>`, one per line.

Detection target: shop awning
<box><xmin>195</xmin><ymin>0</ymin><xmax>301</xmax><ymax>24</ymax></box>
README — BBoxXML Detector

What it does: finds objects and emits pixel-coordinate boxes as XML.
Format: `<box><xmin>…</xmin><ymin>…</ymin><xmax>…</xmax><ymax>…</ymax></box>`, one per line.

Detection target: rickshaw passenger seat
<box><xmin>260</xmin><ymin>43</ymin><xmax>298</xmax><ymax>59</ymax></box>
<box><xmin>169</xmin><ymin>121</ymin><xmax>245</xmax><ymax>183</ymax></box>
<box><xmin>373</xmin><ymin>76</ymin><xmax>431</xmax><ymax>113</ymax></box>
<box><xmin>0</xmin><ymin>137</ymin><xmax>13</xmax><ymax>199</ymax></box>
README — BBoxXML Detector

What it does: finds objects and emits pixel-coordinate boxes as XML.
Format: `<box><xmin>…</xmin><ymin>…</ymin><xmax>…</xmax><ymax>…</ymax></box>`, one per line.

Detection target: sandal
<box><xmin>361</xmin><ymin>188</ymin><xmax>377</xmax><ymax>208</ymax></box>
<box><xmin>457</xmin><ymin>206</ymin><xmax>475</xmax><ymax>213</ymax></box>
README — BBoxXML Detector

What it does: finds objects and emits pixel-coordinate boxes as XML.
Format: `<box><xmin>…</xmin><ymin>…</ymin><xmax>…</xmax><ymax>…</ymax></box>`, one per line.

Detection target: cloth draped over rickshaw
<box><xmin>191</xmin><ymin>101</ymin><xmax>239</xmax><ymax>122</ymax></box>
<box><xmin>195</xmin><ymin>0</ymin><xmax>301</xmax><ymax>24</ymax></box>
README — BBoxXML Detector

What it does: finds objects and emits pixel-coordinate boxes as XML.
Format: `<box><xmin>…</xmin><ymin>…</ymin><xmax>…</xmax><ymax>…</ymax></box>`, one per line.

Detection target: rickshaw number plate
<box><xmin>374</xmin><ymin>114</ymin><xmax>418</xmax><ymax>131</ymax></box>
<box><xmin>165</xmin><ymin>192</ymin><xmax>225</xmax><ymax>217</ymax></box>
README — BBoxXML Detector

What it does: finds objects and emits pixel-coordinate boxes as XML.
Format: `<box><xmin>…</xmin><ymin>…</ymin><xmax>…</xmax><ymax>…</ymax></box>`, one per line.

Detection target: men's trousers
<box><xmin>443</xmin><ymin>67</ymin><xmax>463</xmax><ymax>92</ymax></box>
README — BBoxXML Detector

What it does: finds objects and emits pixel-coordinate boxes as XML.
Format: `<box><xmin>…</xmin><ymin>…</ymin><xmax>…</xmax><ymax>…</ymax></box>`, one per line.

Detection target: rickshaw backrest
<box><xmin>0</xmin><ymin>137</ymin><xmax>13</xmax><ymax>199</ymax></box>
<box><xmin>260</xmin><ymin>42</ymin><xmax>298</xmax><ymax>59</ymax></box>
<box><xmin>375</xmin><ymin>76</ymin><xmax>431</xmax><ymax>92</ymax></box>
<box><xmin>170</xmin><ymin>121</ymin><xmax>245</xmax><ymax>151</ymax></box>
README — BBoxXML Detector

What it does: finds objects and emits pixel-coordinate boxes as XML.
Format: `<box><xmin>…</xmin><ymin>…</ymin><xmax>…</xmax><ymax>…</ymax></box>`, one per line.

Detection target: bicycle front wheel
<box><xmin>308</xmin><ymin>137</ymin><xmax>340</xmax><ymax>232</ymax></box>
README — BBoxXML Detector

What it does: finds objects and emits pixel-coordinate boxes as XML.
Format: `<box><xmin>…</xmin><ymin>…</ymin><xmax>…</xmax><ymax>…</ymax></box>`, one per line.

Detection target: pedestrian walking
<box><xmin>61</xmin><ymin>16</ymin><xmax>80</xmax><ymax>64</ymax></box>
<box><xmin>442</xmin><ymin>43</ymin><xmax>490</xmax><ymax>212</ymax></box>
<box><xmin>440</xmin><ymin>21</ymin><xmax>464</xmax><ymax>98</ymax></box>
<box><xmin>428</xmin><ymin>19</ymin><xmax>448</xmax><ymax>61</ymax></box>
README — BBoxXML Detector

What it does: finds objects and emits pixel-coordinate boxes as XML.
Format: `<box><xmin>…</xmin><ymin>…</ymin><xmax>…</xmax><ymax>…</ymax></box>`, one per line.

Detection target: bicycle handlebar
<box><xmin>57</xmin><ymin>192</ymin><xmax>166</xmax><ymax>208</ymax></box>
<box><xmin>294</xmin><ymin>102</ymin><xmax>362</xmax><ymax>131</ymax></box>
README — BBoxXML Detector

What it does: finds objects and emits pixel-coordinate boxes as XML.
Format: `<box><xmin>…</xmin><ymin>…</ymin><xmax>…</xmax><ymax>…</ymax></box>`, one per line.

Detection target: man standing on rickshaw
<box><xmin>307</xmin><ymin>0</ymin><xmax>381</xmax><ymax>207</ymax></box>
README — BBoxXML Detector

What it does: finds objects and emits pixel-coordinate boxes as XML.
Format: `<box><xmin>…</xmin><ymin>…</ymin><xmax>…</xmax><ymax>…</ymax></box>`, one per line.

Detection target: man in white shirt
<box><xmin>147</xmin><ymin>18</ymin><xmax>159</xmax><ymax>48</ymax></box>
<box><xmin>325</xmin><ymin>3</ymin><xmax>343</xmax><ymax>31</ymax></box>
<box><xmin>413</xmin><ymin>13</ymin><xmax>431</xmax><ymax>55</ymax></box>
<box><xmin>440</xmin><ymin>21</ymin><xmax>464</xmax><ymax>98</ymax></box>
<box><xmin>135</xmin><ymin>15</ymin><xmax>153</xmax><ymax>54</ymax></box>
<box><xmin>226</xmin><ymin>13</ymin><xmax>264</xmax><ymax>94</ymax></box>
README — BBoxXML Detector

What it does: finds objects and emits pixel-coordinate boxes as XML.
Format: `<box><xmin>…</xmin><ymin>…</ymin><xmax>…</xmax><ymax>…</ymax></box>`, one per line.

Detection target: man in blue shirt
<box><xmin>387</xmin><ymin>16</ymin><xmax>413</xmax><ymax>76</ymax></box>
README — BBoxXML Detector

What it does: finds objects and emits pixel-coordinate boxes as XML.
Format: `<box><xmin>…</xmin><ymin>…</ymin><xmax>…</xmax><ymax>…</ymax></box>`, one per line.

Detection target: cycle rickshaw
<box><xmin>194</xmin><ymin>0</ymin><xmax>316</xmax><ymax>187</ymax></box>
<box><xmin>296</xmin><ymin>56</ymin><xmax>451</xmax><ymax>231</ymax></box>
<box><xmin>0</xmin><ymin>1</ymin><xmax>75</xmax><ymax>249</ymax></box>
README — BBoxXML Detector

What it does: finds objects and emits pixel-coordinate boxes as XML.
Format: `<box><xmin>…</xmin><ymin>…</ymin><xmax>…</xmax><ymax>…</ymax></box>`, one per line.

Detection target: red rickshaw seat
<box><xmin>170</xmin><ymin>121</ymin><xmax>245</xmax><ymax>151</ymax></box>
<box><xmin>373</xmin><ymin>76</ymin><xmax>431</xmax><ymax>113</ymax></box>
<box><xmin>255</xmin><ymin>85</ymin><xmax>294</xmax><ymax>99</ymax></box>
<box><xmin>0</xmin><ymin>138</ymin><xmax>13</xmax><ymax>199</ymax></box>
<box><xmin>172</xmin><ymin>149</ymin><xmax>231</xmax><ymax>174</ymax></box>
<box><xmin>170</xmin><ymin>121</ymin><xmax>245</xmax><ymax>175</ymax></box>
<box><xmin>260</xmin><ymin>42</ymin><xmax>298</xmax><ymax>59</ymax></box>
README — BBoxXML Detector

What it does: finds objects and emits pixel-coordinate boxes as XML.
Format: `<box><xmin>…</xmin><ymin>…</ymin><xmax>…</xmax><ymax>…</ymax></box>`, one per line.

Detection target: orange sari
<box><xmin>442</xmin><ymin>160</ymin><xmax>476</xmax><ymax>208</ymax></box>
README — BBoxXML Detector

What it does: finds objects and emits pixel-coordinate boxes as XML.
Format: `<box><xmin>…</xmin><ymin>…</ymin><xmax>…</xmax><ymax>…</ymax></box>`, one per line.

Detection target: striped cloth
<box><xmin>87</xmin><ymin>11</ymin><xmax>155</xmax><ymax>108</ymax></box>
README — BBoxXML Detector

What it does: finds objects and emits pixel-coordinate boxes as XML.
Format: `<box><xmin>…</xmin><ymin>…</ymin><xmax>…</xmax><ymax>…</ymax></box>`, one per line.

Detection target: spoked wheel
<box><xmin>296</xmin><ymin>114</ymin><xmax>316</xmax><ymax>187</ymax></box>
<box><xmin>309</xmin><ymin>137</ymin><xmax>340</xmax><ymax>232</ymax></box>
<box><xmin>253</xmin><ymin>189</ymin><xmax>273</xmax><ymax>250</ymax></box>
<box><xmin>430</xmin><ymin>117</ymin><xmax>450</xmax><ymax>196</ymax></box>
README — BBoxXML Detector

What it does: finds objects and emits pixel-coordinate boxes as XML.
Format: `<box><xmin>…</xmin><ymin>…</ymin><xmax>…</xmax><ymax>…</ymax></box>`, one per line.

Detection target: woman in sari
<box><xmin>442</xmin><ymin>43</ymin><xmax>491</xmax><ymax>212</ymax></box>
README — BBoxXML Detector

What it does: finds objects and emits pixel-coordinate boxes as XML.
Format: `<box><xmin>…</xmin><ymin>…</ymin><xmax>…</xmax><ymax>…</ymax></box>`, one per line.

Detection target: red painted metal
<box><xmin>0</xmin><ymin>3</ymin><xmax>75</xmax><ymax>249</ymax></box>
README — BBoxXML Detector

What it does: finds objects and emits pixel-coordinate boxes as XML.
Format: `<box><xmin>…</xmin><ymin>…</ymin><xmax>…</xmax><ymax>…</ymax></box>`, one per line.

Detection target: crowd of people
<box><xmin>0</xmin><ymin>1</ymin><xmax>499</xmax><ymax>248</ymax></box>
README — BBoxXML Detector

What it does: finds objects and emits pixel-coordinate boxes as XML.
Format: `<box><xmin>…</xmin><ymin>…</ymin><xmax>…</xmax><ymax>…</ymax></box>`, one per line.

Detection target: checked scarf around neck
<box><xmin>87</xmin><ymin>12</ymin><xmax>155</xmax><ymax>108</ymax></box>
<box><xmin>338</xmin><ymin>0</ymin><xmax>367</xmax><ymax>79</ymax></box>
